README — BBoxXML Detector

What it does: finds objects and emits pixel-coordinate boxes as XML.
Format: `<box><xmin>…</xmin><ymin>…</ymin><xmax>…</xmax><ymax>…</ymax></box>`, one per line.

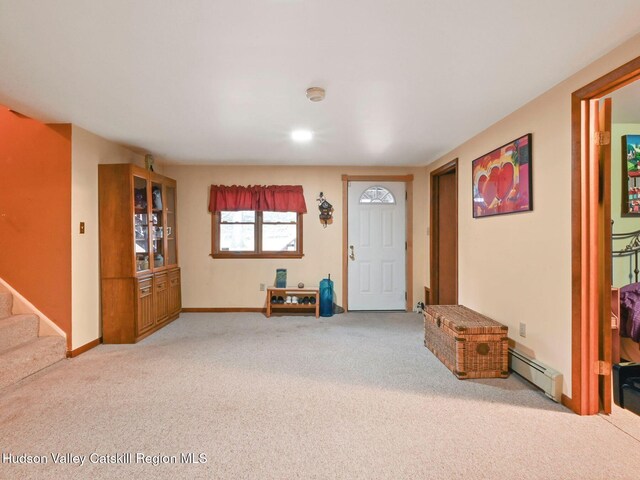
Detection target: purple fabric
<box><xmin>620</xmin><ymin>282</ymin><xmax>640</xmax><ymax>342</ymax></box>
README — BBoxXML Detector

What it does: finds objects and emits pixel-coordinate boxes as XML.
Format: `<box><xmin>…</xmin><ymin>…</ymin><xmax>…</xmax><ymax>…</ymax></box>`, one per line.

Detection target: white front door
<box><xmin>347</xmin><ymin>181</ymin><xmax>406</xmax><ymax>310</ymax></box>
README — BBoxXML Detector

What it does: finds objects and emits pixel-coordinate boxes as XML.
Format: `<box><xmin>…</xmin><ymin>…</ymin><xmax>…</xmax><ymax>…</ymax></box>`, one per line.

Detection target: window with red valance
<box><xmin>209</xmin><ymin>185</ymin><xmax>307</xmax><ymax>213</ymax></box>
<box><xmin>209</xmin><ymin>185</ymin><xmax>307</xmax><ymax>258</ymax></box>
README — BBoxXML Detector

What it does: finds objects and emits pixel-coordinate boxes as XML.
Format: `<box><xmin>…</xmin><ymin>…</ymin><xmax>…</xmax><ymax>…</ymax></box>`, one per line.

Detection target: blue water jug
<box><xmin>319</xmin><ymin>275</ymin><xmax>334</xmax><ymax>317</ymax></box>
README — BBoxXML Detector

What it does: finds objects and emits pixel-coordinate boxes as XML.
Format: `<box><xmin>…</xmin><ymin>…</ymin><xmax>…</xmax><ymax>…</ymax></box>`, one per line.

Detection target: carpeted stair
<box><xmin>0</xmin><ymin>284</ymin><xmax>66</xmax><ymax>389</ymax></box>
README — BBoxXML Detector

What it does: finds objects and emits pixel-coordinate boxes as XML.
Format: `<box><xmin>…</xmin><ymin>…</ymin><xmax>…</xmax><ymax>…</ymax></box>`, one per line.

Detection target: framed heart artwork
<box><xmin>472</xmin><ymin>133</ymin><xmax>532</xmax><ymax>218</ymax></box>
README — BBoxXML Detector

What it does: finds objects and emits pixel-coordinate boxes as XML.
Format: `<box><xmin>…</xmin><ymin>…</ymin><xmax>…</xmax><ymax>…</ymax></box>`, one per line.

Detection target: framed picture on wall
<box><xmin>622</xmin><ymin>135</ymin><xmax>640</xmax><ymax>216</ymax></box>
<box><xmin>472</xmin><ymin>133</ymin><xmax>532</xmax><ymax>218</ymax></box>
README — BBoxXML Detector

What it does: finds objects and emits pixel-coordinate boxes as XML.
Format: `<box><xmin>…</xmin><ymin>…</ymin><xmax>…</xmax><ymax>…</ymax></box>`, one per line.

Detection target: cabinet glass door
<box><xmin>166</xmin><ymin>184</ymin><xmax>177</xmax><ymax>266</ymax></box>
<box><xmin>151</xmin><ymin>181</ymin><xmax>165</xmax><ymax>268</ymax></box>
<box><xmin>134</xmin><ymin>176</ymin><xmax>150</xmax><ymax>272</ymax></box>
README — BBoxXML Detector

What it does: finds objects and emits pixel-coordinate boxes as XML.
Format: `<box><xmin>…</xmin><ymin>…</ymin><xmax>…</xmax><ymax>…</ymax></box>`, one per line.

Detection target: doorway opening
<box><xmin>341</xmin><ymin>175</ymin><xmax>414</xmax><ymax>312</ymax></box>
<box><xmin>430</xmin><ymin>159</ymin><xmax>458</xmax><ymax>305</ymax></box>
<box><xmin>571</xmin><ymin>56</ymin><xmax>640</xmax><ymax>415</ymax></box>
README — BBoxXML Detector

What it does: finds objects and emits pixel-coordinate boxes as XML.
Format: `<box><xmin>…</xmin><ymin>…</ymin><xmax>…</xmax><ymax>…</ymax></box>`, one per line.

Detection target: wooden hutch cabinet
<box><xmin>98</xmin><ymin>164</ymin><xmax>181</xmax><ymax>343</ymax></box>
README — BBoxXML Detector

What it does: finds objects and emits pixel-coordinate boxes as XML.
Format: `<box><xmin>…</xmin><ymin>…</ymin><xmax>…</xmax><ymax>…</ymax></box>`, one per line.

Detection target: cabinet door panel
<box><xmin>136</xmin><ymin>278</ymin><xmax>155</xmax><ymax>335</ymax></box>
<box><xmin>169</xmin><ymin>269</ymin><xmax>181</xmax><ymax>315</ymax></box>
<box><xmin>154</xmin><ymin>273</ymin><xmax>169</xmax><ymax>323</ymax></box>
<box><xmin>165</xmin><ymin>183</ymin><xmax>178</xmax><ymax>266</ymax></box>
<box><xmin>134</xmin><ymin>175</ymin><xmax>151</xmax><ymax>274</ymax></box>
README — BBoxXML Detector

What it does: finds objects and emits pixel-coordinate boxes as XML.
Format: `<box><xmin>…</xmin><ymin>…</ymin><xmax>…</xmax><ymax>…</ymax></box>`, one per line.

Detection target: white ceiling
<box><xmin>1</xmin><ymin>1</ymin><xmax>640</xmax><ymax>166</ymax></box>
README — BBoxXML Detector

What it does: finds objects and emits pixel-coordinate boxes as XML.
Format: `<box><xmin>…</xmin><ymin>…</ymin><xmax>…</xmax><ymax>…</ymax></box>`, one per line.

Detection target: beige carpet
<box><xmin>1</xmin><ymin>312</ymin><xmax>639</xmax><ymax>479</ymax></box>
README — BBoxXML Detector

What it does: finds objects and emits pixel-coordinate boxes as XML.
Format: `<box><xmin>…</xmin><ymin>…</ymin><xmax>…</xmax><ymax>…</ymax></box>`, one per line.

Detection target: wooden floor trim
<box><xmin>181</xmin><ymin>307</ymin><xmax>266</xmax><ymax>313</ymax></box>
<box><xmin>561</xmin><ymin>394</ymin><xmax>574</xmax><ymax>412</ymax></box>
<box><xmin>67</xmin><ymin>337</ymin><xmax>102</xmax><ymax>358</ymax></box>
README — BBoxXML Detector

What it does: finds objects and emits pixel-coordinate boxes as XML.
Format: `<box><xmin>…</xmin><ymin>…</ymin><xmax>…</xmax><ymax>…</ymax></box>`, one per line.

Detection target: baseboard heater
<box><xmin>508</xmin><ymin>348</ymin><xmax>563</xmax><ymax>403</ymax></box>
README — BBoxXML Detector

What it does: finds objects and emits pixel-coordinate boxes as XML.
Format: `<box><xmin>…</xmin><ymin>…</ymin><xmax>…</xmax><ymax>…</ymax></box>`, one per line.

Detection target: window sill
<box><xmin>210</xmin><ymin>253</ymin><xmax>304</xmax><ymax>259</ymax></box>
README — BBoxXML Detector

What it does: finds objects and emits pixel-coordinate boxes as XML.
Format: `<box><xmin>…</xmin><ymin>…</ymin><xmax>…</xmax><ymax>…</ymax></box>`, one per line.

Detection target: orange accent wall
<box><xmin>0</xmin><ymin>107</ymin><xmax>72</xmax><ymax>346</ymax></box>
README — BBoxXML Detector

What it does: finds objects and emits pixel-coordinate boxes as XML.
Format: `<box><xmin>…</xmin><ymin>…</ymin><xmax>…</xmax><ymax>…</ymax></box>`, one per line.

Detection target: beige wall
<box><xmin>162</xmin><ymin>165</ymin><xmax>427</xmax><ymax>310</ymax></box>
<box><xmin>425</xmin><ymin>34</ymin><xmax>640</xmax><ymax>396</ymax></box>
<box><xmin>611</xmin><ymin>123</ymin><xmax>640</xmax><ymax>288</ymax></box>
<box><xmin>70</xmin><ymin>126</ymin><xmax>145</xmax><ymax>349</ymax></box>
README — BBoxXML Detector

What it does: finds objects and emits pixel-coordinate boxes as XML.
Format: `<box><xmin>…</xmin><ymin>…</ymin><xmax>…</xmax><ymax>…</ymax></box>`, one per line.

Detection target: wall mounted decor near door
<box><xmin>472</xmin><ymin>133</ymin><xmax>532</xmax><ymax>218</ymax></box>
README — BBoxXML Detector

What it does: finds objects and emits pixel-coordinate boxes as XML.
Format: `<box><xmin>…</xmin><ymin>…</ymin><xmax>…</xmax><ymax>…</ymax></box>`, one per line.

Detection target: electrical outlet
<box><xmin>519</xmin><ymin>322</ymin><xmax>526</xmax><ymax>338</ymax></box>
<box><xmin>260</xmin><ymin>283</ymin><xmax>265</xmax><ymax>291</ymax></box>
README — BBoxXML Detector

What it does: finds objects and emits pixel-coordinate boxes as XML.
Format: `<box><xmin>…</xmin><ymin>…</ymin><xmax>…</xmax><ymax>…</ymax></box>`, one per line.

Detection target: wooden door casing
<box><xmin>347</xmin><ymin>181</ymin><xmax>406</xmax><ymax>310</ymax></box>
<box><xmin>437</xmin><ymin>171</ymin><xmax>457</xmax><ymax>304</ymax></box>
<box><xmin>430</xmin><ymin>160</ymin><xmax>458</xmax><ymax>305</ymax></box>
<box><xmin>341</xmin><ymin>174</ymin><xmax>414</xmax><ymax>312</ymax></box>
<box><xmin>594</xmin><ymin>98</ymin><xmax>613</xmax><ymax>414</ymax></box>
<box><xmin>570</xmin><ymin>56</ymin><xmax>640</xmax><ymax>415</ymax></box>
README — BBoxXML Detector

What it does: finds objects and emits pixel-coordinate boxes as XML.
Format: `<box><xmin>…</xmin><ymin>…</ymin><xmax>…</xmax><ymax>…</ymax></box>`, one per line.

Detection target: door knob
<box><xmin>349</xmin><ymin>245</ymin><xmax>355</xmax><ymax>260</ymax></box>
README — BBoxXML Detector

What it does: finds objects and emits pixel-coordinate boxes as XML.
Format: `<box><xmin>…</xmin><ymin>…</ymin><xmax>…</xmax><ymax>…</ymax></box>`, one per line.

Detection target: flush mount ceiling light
<box><xmin>291</xmin><ymin>129</ymin><xmax>313</xmax><ymax>142</ymax></box>
<box><xmin>306</xmin><ymin>87</ymin><xmax>325</xmax><ymax>102</ymax></box>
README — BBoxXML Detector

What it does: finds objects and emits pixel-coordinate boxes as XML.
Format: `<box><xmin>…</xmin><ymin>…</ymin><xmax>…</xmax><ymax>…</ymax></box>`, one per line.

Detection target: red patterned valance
<box><xmin>209</xmin><ymin>185</ymin><xmax>307</xmax><ymax>213</ymax></box>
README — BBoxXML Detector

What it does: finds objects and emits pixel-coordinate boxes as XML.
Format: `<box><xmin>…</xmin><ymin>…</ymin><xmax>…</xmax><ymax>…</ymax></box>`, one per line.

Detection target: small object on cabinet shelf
<box><xmin>154</xmin><ymin>253</ymin><xmax>164</xmax><ymax>267</ymax></box>
<box><xmin>152</xmin><ymin>186</ymin><xmax>163</xmax><ymax>210</ymax></box>
<box><xmin>298</xmin><ymin>282</ymin><xmax>304</xmax><ymax>288</ymax></box>
<box><xmin>134</xmin><ymin>189</ymin><xmax>147</xmax><ymax>209</ymax></box>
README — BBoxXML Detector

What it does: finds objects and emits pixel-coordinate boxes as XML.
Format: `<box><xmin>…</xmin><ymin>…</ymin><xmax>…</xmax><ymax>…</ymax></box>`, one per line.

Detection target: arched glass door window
<box><xmin>359</xmin><ymin>186</ymin><xmax>396</xmax><ymax>204</ymax></box>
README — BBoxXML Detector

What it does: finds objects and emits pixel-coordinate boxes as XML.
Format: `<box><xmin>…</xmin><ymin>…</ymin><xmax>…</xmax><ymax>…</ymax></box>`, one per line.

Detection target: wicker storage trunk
<box><xmin>424</xmin><ymin>305</ymin><xmax>509</xmax><ymax>379</ymax></box>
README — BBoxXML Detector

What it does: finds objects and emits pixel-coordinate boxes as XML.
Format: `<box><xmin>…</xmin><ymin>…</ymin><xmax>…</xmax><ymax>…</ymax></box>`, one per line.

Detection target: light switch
<box><xmin>80</xmin><ymin>222</ymin><xmax>85</xmax><ymax>234</ymax></box>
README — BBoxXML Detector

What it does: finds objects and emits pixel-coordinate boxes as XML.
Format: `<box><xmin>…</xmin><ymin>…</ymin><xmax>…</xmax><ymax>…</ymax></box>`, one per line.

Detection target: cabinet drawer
<box><xmin>154</xmin><ymin>273</ymin><xmax>168</xmax><ymax>292</ymax></box>
<box><xmin>169</xmin><ymin>268</ymin><xmax>180</xmax><ymax>282</ymax></box>
<box><xmin>138</xmin><ymin>278</ymin><xmax>153</xmax><ymax>296</ymax></box>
